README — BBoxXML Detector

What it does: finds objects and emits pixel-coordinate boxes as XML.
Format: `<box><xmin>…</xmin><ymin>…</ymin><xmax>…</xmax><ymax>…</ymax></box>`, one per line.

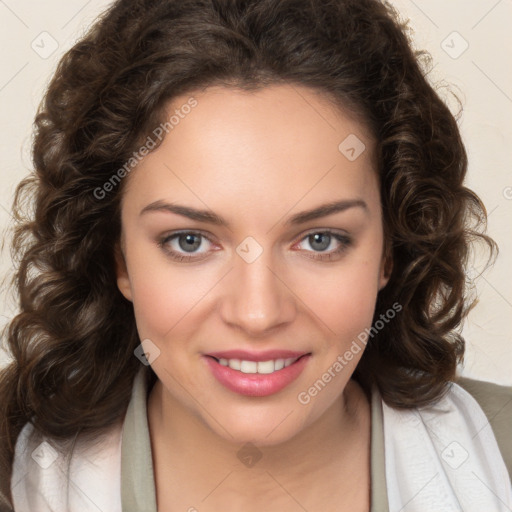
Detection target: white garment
<box><xmin>10</xmin><ymin>381</ymin><xmax>512</xmax><ymax>511</ymax></box>
<box><xmin>383</xmin><ymin>383</ymin><xmax>512</xmax><ymax>511</ymax></box>
<box><xmin>11</xmin><ymin>421</ymin><xmax>123</xmax><ymax>512</ymax></box>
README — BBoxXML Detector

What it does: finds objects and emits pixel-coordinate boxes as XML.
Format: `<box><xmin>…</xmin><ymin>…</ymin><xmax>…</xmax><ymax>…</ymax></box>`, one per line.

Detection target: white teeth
<box><xmin>257</xmin><ymin>360</ymin><xmax>275</xmax><ymax>374</ymax></box>
<box><xmin>240</xmin><ymin>360</ymin><xmax>257</xmax><ymax>373</ymax></box>
<box><xmin>217</xmin><ymin>356</ymin><xmax>300</xmax><ymax>374</ymax></box>
<box><xmin>228</xmin><ymin>359</ymin><xmax>241</xmax><ymax>370</ymax></box>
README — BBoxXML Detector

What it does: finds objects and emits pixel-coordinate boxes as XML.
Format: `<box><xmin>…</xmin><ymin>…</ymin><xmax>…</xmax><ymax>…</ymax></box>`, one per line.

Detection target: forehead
<box><xmin>122</xmin><ymin>84</ymin><xmax>379</xmax><ymax>218</ymax></box>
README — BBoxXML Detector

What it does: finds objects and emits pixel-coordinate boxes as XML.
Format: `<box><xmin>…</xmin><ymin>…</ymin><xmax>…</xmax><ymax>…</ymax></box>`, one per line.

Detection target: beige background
<box><xmin>0</xmin><ymin>1</ymin><xmax>511</xmax><ymax>383</ymax></box>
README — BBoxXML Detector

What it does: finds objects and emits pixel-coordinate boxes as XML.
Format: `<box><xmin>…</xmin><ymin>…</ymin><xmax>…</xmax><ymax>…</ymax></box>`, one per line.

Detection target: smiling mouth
<box><xmin>204</xmin><ymin>352</ymin><xmax>312</xmax><ymax>397</ymax></box>
<box><xmin>207</xmin><ymin>354</ymin><xmax>310</xmax><ymax>375</ymax></box>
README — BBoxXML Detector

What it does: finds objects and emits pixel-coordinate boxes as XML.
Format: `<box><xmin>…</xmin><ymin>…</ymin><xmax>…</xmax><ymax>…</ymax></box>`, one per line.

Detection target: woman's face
<box><xmin>116</xmin><ymin>84</ymin><xmax>390</xmax><ymax>445</ymax></box>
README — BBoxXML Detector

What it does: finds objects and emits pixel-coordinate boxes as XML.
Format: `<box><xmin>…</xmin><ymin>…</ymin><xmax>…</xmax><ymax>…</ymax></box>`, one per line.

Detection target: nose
<box><xmin>219</xmin><ymin>244</ymin><xmax>296</xmax><ymax>336</ymax></box>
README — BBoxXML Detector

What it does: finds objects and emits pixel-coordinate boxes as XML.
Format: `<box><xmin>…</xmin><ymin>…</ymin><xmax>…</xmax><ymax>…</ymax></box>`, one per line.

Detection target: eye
<box><xmin>158</xmin><ymin>231</ymin><xmax>215</xmax><ymax>262</ymax></box>
<box><xmin>158</xmin><ymin>229</ymin><xmax>352</xmax><ymax>263</ymax></box>
<box><xmin>294</xmin><ymin>230</ymin><xmax>352</xmax><ymax>261</ymax></box>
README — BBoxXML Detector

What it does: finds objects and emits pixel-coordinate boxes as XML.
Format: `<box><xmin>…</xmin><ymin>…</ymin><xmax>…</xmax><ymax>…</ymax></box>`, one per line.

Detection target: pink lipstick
<box><xmin>203</xmin><ymin>350</ymin><xmax>311</xmax><ymax>397</ymax></box>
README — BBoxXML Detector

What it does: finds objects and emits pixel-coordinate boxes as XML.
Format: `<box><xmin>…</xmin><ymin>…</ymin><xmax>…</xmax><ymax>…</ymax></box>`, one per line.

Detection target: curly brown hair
<box><xmin>0</xmin><ymin>0</ymin><xmax>496</xmax><ymax>507</ymax></box>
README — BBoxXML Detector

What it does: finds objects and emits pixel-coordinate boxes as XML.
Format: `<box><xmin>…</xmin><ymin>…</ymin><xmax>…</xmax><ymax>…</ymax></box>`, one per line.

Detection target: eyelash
<box><xmin>157</xmin><ymin>229</ymin><xmax>352</xmax><ymax>263</ymax></box>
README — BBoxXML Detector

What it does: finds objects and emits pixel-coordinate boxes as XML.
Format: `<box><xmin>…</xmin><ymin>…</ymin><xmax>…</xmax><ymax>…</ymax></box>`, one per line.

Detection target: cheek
<box><xmin>298</xmin><ymin>249</ymin><xmax>382</xmax><ymax>341</ymax></box>
<box><xmin>302</xmin><ymin>269</ymin><xmax>378</xmax><ymax>344</ymax></box>
<box><xmin>126</xmin><ymin>248</ymin><xmax>209</xmax><ymax>339</ymax></box>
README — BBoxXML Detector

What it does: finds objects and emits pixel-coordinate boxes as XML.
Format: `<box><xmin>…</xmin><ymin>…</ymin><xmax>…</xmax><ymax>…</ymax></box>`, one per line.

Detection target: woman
<box><xmin>1</xmin><ymin>0</ymin><xmax>510</xmax><ymax>510</ymax></box>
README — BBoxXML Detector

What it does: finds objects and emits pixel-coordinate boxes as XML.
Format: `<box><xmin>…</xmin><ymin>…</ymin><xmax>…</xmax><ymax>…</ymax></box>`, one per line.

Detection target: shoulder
<box><xmin>380</xmin><ymin>378</ymin><xmax>512</xmax><ymax>510</ymax></box>
<box><xmin>11</xmin><ymin>420</ymin><xmax>123</xmax><ymax>512</ymax></box>
<box><xmin>455</xmin><ymin>376</ymin><xmax>512</xmax><ymax>478</ymax></box>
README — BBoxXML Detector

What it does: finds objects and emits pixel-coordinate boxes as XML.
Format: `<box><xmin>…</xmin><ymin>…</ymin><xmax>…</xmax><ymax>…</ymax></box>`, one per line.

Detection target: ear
<box><xmin>378</xmin><ymin>241</ymin><xmax>393</xmax><ymax>291</ymax></box>
<box><xmin>114</xmin><ymin>241</ymin><xmax>133</xmax><ymax>301</ymax></box>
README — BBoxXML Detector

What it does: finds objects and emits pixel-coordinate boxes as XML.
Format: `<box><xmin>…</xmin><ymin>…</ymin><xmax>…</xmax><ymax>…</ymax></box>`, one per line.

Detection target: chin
<box><xmin>202</xmin><ymin>410</ymin><xmax>305</xmax><ymax>448</ymax></box>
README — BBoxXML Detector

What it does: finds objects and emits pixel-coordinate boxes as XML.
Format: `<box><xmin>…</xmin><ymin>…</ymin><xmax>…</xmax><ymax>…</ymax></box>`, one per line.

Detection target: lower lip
<box><xmin>204</xmin><ymin>355</ymin><xmax>311</xmax><ymax>397</ymax></box>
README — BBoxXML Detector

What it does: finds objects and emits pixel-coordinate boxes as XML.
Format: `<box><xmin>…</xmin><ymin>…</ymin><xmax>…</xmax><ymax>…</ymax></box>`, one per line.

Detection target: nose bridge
<box><xmin>221</xmin><ymin>236</ymin><xmax>295</xmax><ymax>333</ymax></box>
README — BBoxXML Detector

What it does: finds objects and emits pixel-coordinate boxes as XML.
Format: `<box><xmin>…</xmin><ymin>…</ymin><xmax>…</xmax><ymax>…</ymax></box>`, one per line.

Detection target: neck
<box><xmin>147</xmin><ymin>378</ymin><xmax>370</xmax><ymax>511</ymax></box>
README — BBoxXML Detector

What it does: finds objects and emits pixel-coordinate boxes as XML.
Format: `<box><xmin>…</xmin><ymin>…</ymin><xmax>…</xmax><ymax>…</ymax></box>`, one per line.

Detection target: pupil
<box><xmin>310</xmin><ymin>233</ymin><xmax>330</xmax><ymax>251</ymax></box>
<box><xmin>180</xmin><ymin>234</ymin><xmax>200</xmax><ymax>252</ymax></box>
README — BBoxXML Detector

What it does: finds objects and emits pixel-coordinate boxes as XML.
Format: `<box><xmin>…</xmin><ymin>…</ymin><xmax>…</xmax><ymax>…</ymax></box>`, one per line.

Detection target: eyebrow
<box><xmin>139</xmin><ymin>198</ymin><xmax>368</xmax><ymax>227</ymax></box>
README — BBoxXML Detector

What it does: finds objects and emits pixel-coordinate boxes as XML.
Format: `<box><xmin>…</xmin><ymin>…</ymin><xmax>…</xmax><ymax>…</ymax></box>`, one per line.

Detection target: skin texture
<box><xmin>116</xmin><ymin>84</ymin><xmax>391</xmax><ymax>511</ymax></box>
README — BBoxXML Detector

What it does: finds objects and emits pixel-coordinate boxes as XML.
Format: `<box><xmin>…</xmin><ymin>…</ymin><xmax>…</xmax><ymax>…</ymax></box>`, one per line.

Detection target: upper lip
<box><xmin>205</xmin><ymin>350</ymin><xmax>310</xmax><ymax>362</ymax></box>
